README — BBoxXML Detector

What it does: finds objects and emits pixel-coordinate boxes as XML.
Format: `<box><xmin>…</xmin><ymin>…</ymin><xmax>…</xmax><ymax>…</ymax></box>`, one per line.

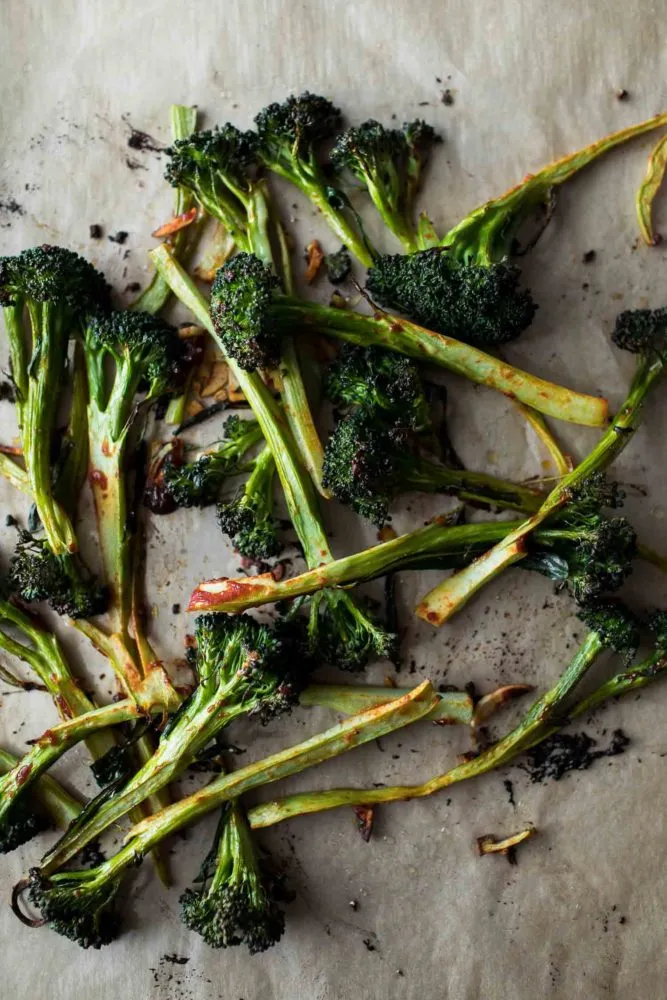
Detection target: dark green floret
<box><xmin>26</xmin><ymin>867</ymin><xmax>121</xmax><ymax>949</ymax></box>
<box><xmin>0</xmin><ymin>244</ymin><xmax>109</xmax><ymax>311</ymax></box>
<box><xmin>217</xmin><ymin>447</ymin><xmax>280</xmax><ymax>561</ymax></box>
<box><xmin>612</xmin><ymin>306</ymin><xmax>667</xmax><ymax>355</ymax></box>
<box><xmin>306</xmin><ymin>588</ymin><xmax>397</xmax><ymax>672</ymax></box>
<box><xmin>9</xmin><ymin>530</ymin><xmax>107</xmax><ymax>619</ymax></box>
<box><xmin>1</xmin><ymin>797</ymin><xmax>49</xmax><ymax>854</ymax></box>
<box><xmin>324</xmin><ymin>344</ymin><xmax>430</xmax><ymax>428</ymax></box>
<box><xmin>180</xmin><ymin>802</ymin><xmax>288</xmax><ymax>953</ymax></box>
<box><xmin>210</xmin><ymin>254</ymin><xmax>281</xmax><ymax>370</ymax></box>
<box><xmin>367</xmin><ymin>249</ymin><xmax>536</xmax><ymax>346</ymax></box>
<box><xmin>577</xmin><ymin>599</ymin><xmax>642</xmax><ymax>661</ymax></box>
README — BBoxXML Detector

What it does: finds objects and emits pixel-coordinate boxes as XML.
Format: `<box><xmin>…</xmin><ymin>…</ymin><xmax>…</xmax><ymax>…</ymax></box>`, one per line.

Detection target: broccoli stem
<box><xmin>0</xmin><ymin>599</ymin><xmax>116</xmax><ymax>762</ymax></box>
<box><xmin>0</xmin><ymin>747</ymin><xmax>81</xmax><ymax>830</ymax></box>
<box><xmin>509</xmin><ymin>400</ymin><xmax>572</xmax><ymax>476</ymax></box>
<box><xmin>131</xmin><ymin>105</ymin><xmax>200</xmax><ymax>315</ymax></box>
<box><xmin>243</xmin><ymin>443</ymin><xmax>276</xmax><ymax>508</ymax></box>
<box><xmin>149</xmin><ymin>245</ymin><xmax>331</xmax><ymax>566</ymax></box>
<box><xmin>46</xmin><ymin>681</ymin><xmax>436</xmax><ymax>891</ymax></box>
<box><xmin>442</xmin><ymin>111</ymin><xmax>667</xmax><ymax>259</ymax></box>
<box><xmin>187</xmin><ymin>516</ymin><xmax>581</xmax><ymax>612</ymax></box>
<box><xmin>0</xmin><ymin>453</ymin><xmax>30</xmax><ymax>495</ymax></box>
<box><xmin>416</xmin><ymin>353</ymin><xmax>665</xmax><ymax>626</ymax></box>
<box><xmin>246</xmin><ymin>630</ymin><xmax>609</xmax><ymax>827</ymax></box>
<box><xmin>272</xmin><ymin>299</ymin><xmax>609</xmax><ymax>427</ymax></box>
<box><xmin>251</xmin><ymin>182</ymin><xmax>329</xmax><ymax>497</ymax></box>
<box><xmin>300</xmin><ymin>683</ymin><xmax>473</xmax><ymax>724</ymax></box>
<box><xmin>54</xmin><ymin>342</ymin><xmax>89</xmax><ymax>519</ymax></box>
<box><xmin>22</xmin><ymin>302</ymin><xmax>77</xmax><ymax>555</ymax></box>
<box><xmin>0</xmin><ymin>698</ymin><xmax>148</xmax><ymax>832</ymax></box>
<box><xmin>400</xmin><ymin>454</ymin><xmax>545</xmax><ymax>512</ymax></box>
<box><xmin>276</xmin><ymin>169</ymin><xmax>374</xmax><ymax>268</ymax></box>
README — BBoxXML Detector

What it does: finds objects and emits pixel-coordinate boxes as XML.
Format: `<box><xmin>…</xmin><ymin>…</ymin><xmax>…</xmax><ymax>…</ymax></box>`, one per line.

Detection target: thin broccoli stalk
<box><xmin>271</xmin><ymin>298</ymin><xmax>608</xmax><ymax>427</ymax></box>
<box><xmin>440</xmin><ymin>111</ymin><xmax>667</xmax><ymax>263</ymax></box>
<box><xmin>21</xmin><ymin>680</ymin><xmax>436</xmax><ymax>948</ymax></box>
<box><xmin>300</xmin><ymin>683</ymin><xmax>473</xmax><ymax>724</ymax></box>
<box><xmin>54</xmin><ymin>341</ymin><xmax>89</xmax><ymax>519</ymax></box>
<box><xmin>510</xmin><ymin>400</ymin><xmax>572</xmax><ymax>476</ymax></box>
<box><xmin>188</xmin><ymin>512</ymin><xmax>632</xmax><ymax>613</ymax></box>
<box><xmin>131</xmin><ymin>105</ymin><xmax>200</xmax><ymax>315</ymax></box>
<box><xmin>0</xmin><ymin>598</ymin><xmax>116</xmax><ymax>763</ymax></box>
<box><xmin>275</xmin><ymin>216</ymin><xmax>330</xmax><ymax>496</ymax></box>
<box><xmin>0</xmin><ymin>697</ymin><xmax>149</xmax><ymax>839</ymax></box>
<box><xmin>247</xmin><ymin>606</ymin><xmax>650</xmax><ymax>828</ymax></box>
<box><xmin>0</xmin><ymin>747</ymin><xmax>82</xmax><ymax>832</ymax></box>
<box><xmin>0</xmin><ymin>452</ymin><xmax>30</xmax><ymax>495</ymax></box>
<box><xmin>416</xmin><ymin>349</ymin><xmax>665</xmax><ymax>626</ymax></box>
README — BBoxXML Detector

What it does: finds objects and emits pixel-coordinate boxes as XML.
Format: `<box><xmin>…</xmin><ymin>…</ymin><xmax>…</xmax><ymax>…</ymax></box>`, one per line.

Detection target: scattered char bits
<box><xmin>582</xmin><ymin>249</ymin><xmax>597</xmax><ymax>263</ymax></box>
<box><xmin>522</xmin><ymin>729</ymin><xmax>630</xmax><ymax>783</ymax></box>
<box><xmin>108</xmin><ymin>230</ymin><xmax>128</xmax><ymax>245</ymax></box>
<box><xmin>441</xmin><ymin>89</ymin><xmax>455</xmax><ymax>106</ymax></box>
<box><xmin>89</xmin><ymin>223</ymin><xmax>103</xmax><ymax>239</ymax></box>
<box><xmin>616</xmin><ymin>89</ymin><xmax>630</xmax><ymax>101</ymax></box>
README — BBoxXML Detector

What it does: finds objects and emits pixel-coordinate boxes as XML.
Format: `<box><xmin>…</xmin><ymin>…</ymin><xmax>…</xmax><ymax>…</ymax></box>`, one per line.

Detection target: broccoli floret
<box><xmin>9</xmin><ymin>530</ymin><xmax>106</xmax><ymax>619</ymax></box>
<box><xmin>560</xmin><ymin>516</ymin><xmax>637</xmax><ymax>604</ymax></box>
<box><xmin>217</xmin><ymin>446</ymin><xmax>280</xmax><ymax>561</ymax></box>
<box><xmin>324</xmin><ymin>343</ymin><xmax>430</xmax><ymax>428</ymax></box>
<box><xmin>26</xmin><ymin>867</ymin><xmax>121</xmax><ymax>949</ymax></box>
<box><xmin>648</xmin><ymin>610</ymin><xmax>667</xmax><ymax>652</ymax></box>
<box><xmin>254</xmin><ymin>93</ymin><xmax>374</xmax><ymax>267</ymax></box>
<box><xmin>0</xmin><ymin>244</ymin><xmax>109</xmax><ymax>313</ymax></box>
<box><xmin>322</xmin><ymin>409</ymin><xmax>407</xmax><ymax>525</ymax></box>
<box><xmin>577</xmin><ymin>599</ymin><xmax>642</xmax><ymax>660</ymax></box>
<box><xmin>85</xmin><ymin>310</ymin><xmax>186</xmax><ymax>421</ymax></box>
<box><xmin>330</xmin><ymin>119</ymin><xmax>439</xmax><ymax>251</ymax></box>
<box><xmin>164</xmin><ymin>125</ymin><xmax>259</xmax><ymax>251</ymax></box>
<box><xmin>366</xmin><ymin>249</ymin><xmax>536</xmax><ymax>347</ymax></box>
<box><xmin>322</xmin><ymin>407</ymin><xmax>541</xmax><ymax>525</ymax></box>
<box><xmin>307</xmin><ymin>589</ymin><xmax>397</xmax><ymax>672</ymax></box>
<box><xmin>1</xmin><ymin>798</ymin><xmax>49</xmax><ymax>854</ymax></box>
<box><xmin>162</xmin><ymin>416</ymin><xmax>263</xmax><ymax>509</ymax></box>
<box><xmin>180</xmin><ymin>802</ymin><xmax>289</xmax><ymax>952</ymax></box>
<box><xmin>612</xmin><ymin>306</ymin><xmax>667</xmax><ymax>355</ymax></box>
<box><xmin>210</xmin><ymin>254</ymin><xmax>281</xmax><ymax>370</ymax></box>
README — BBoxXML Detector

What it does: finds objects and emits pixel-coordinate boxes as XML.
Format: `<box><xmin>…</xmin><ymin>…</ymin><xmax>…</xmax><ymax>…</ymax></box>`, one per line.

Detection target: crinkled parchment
<box><xmin>1</xmin><ymin>2</ymin><xmax>667</xmax><ymax>998</ymax></box>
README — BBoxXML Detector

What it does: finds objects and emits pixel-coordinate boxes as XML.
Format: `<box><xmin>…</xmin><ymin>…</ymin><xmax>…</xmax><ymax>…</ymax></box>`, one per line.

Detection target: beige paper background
<box><xmin>1</xmin><ymin>1</ymin><xmax>667</xmax><ymax>997</ymax></box>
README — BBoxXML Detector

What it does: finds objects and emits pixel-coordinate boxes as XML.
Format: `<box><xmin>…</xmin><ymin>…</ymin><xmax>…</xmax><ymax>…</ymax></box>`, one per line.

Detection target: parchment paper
<box><xmin>1</xmin><ymin>2</ymin><xmax>667</xmax><ymax>998</ymax></box>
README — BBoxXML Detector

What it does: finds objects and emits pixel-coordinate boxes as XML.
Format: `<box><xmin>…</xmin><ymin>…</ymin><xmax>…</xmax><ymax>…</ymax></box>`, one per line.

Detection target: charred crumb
<box><xmin>89</xmin><ymin>223</ymin><xmax>103</xmax><ymax>239</ymax></box>
<box><xmin>108</xmin><ymin>230</ymin><xmax>129</xmax><ymax>245</ymax></box>
<box><xmin>616</xmin><ymin>89</ymin><xmax>629</xmax><ymax>101</ymax></box>
<box><xmin>504</xmin><ymin>778</ymin><xmax>516</xmax><ymax>807</ymax></box>
<box><xmin>362</xmin><ymin>938</ymin><xmax>376</xmax><ymax>952</ymax></box>
<box><xmin>125</xmin><ymin>156</ymin><xmax>148</xmax><ymax>171</ymax></box>
<box><xmin>349</xmin><ymin>899</ymin><xmax>358</xmax><ymax>910</ymax></box>
<box><xmin>522</xmin><ymin>728</ymin><xmax>630</xmax><ymax>783</ymax></box>
<box><xmin>123</xmin><ymin>117</ymin><xmax>164</xmax><ymax>153</ymax></box>
<box><xmin>0</xmin><ymin>381</ymin><xmax>15</xmax><ymax>402</ymax></box>
<box><xmin>125</xmin><ymin>282</ymin><xmax>141</xmax><ymax>294</ymax></box>
<box><xmin>441</xmin><ymin>89</ymin><xmax>455</xmax><ymax>105</ymax></box>
<box><xmin>0</xmin><ymin>198</ymin><xmax>25</xmax><ymax>216</ymax></box>
<box><xmin>162</xmin><ymin>954</ymin><xmax>190</xmax><ymax>965</ymax></box>
<box><xmin>172</xmin><ymin>603</ymin><xmax>181</xmax><ymax>614</ymax></box>
<box><xmin>5</xmin><ymin>514</ymin><xmax>17</xmax><ymax>527</ymax></box>
<box><xmin>582</xmin><ymin>249</ymin><xmax>597</xmax><ymax>263</ymax></box>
